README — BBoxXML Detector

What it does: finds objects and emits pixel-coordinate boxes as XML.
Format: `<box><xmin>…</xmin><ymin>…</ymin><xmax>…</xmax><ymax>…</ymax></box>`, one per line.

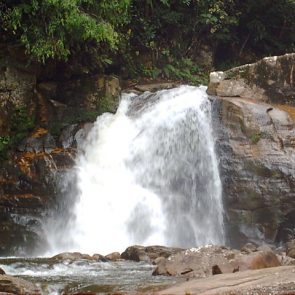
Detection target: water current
<box><xmin>0</xmin><ymin>86</ymin><xmax>225</xmax><ymax>294</ymax></box>
<box><xmin>50</xmin><ymin>85</ymin><xmax>225</xmax><ymax>254</ymax></box>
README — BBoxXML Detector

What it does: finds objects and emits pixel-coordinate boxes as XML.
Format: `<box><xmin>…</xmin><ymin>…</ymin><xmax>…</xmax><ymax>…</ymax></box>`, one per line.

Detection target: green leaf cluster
<box><xmin>139</xmin><ymin>57</ymin><xmax>208</xmax><ymax>85</ymax></box>
<box><xmin>1</xmin><ymin>0</ymin><xmax>295</xmax><ymax>75</ymax></box>
<box><xmin>0</xmin><ymin>0</ymin><xmax>131</xmax><ymax>63</ymax></box>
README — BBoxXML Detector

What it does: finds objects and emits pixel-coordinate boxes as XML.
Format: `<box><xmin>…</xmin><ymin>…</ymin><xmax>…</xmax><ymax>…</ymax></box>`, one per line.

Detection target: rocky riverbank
<box><xmin>1</xmin><ymin>242</ymin><xmax>295</xmax><ymax>294</ymax></box>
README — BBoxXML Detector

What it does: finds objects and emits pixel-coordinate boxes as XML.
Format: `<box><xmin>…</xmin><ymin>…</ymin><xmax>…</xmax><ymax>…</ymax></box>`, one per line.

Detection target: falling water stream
<box><xmin>0</xmin><ymin>86</ymin><xmax>225</xmax><ymax>294</ymax></box>
<box><xmin>65</xmin><ymin>85</ymin><xmax>224</xmax><ymax>254</ymax></box>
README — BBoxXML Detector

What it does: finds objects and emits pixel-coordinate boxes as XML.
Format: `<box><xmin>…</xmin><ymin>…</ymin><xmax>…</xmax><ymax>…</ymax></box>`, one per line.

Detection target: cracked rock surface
<box><xmin>209</xmin><ymin>53</ymin><xmax>295</xmax><ymax>248</ymax></box>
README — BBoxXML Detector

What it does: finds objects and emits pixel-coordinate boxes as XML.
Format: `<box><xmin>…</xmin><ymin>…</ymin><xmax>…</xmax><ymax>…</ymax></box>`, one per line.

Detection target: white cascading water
<box><xmin>57</xmin><ymin>86</ymin><xmax>225</xmax><ymax>255</ymax></box>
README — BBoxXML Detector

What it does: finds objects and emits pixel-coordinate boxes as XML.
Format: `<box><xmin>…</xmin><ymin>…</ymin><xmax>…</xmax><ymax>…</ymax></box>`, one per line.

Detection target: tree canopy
<box><xmin>0</xmin><ymin>0</ymin><xmax>294</xmax><ymax>71</ymax></box>
<box><xmin>0</xmin><ymin>0</ymin><xmax>131</xmax><ymax>63</ymax></box>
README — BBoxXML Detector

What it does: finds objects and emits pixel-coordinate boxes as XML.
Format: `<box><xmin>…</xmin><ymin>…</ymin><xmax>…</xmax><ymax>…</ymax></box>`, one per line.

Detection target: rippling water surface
<box><xmin>0</xmin><ymin>258</ymin><xmax>177</xmax><ymax>294</ymax></box>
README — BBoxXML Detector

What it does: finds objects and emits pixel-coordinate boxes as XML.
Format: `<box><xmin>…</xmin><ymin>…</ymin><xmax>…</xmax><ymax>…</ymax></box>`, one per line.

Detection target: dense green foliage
<box><xmin>128</xmin><ymin>0</ymin><xmax>237</xmax><ymax>55</ymax></box>
<box><xmin>126</xmin><ymin>0</ymin><xmax>295</xmax><ymax>73</ymax></box>
<box><xmin>215</xmin><ymin>0</ymin><xmax>295</xmax><ymax>66</ymax></box>
<box><xmin>0</xmin><ymin>0</ymin><xmax>295</xmax><ymax>72</ymax></box>
<box><xmin>0</xmin><ymin>0</ymin><xmax>130</xmax><ymax>64</ymax></box>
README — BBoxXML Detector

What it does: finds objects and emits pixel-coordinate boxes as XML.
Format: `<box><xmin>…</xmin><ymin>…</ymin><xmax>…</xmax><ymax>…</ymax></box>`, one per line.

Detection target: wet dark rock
<box><xmin>92</xmin><ymin>254</ymin><xmax>108</xmax><ymax>262</ymax></box>
<box><xmin>0</xmin><ymin>146</ymin><xmax>76</xmax><ymax>256</ymax></box>
<box><xmin>121</xmin><ymin>245</ymin><xmax>150</xmax><ymax>262</ymax></box>
<box><xmin>73</xmin><ymin>123</ymin><xmax>94</xmax><ymax>149</ymax></box>
<box><xmin>0</xmin><ymin>274</ymin><xmax>41</xmax><ymax>294</ymax></box>
<box><xmin>59</xmin><ymin>124</ymin><xmax>79</xmax><ymax>148</ymax></box>
<box><xmin>0</xmin><ymin>268</ymin><xmax>5</xmax><ymax>275</ymax></box>
<box><xmin>58</xmin><ymin>122</ymin><xmax>94</xmax><ymax>149</ymax></box>
<box><xmin>18</xmin><ymin>130</ymin><xmax>56</xmax><ymax>153</ymax></box>
<box><xmin>0</xmin><ymin>221</ymin><xmax>46</xmax><ymax>256</ymax></box>
<box><xmin>121</xmin><ymin>245</ymin><xmax>183</xmax><ymax>263</ymax></box>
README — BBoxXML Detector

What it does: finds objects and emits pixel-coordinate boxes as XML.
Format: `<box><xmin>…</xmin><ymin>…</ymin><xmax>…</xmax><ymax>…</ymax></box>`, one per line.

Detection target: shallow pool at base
<box><xmin>0</xmin><ymin>258</ymin><xmax>178</xmax><ymax>294</ymax></box>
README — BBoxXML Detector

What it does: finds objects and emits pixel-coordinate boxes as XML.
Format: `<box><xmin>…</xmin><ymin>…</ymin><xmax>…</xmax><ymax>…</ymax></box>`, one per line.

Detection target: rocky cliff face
<box><xmin>209</xmin><ymin>53</ymin><xmax>295</xmax><ymax>248</ymax></box>
<box><xmin>1</xmin><ymin>48</ymin><xmax>294</xmax><ymax>255</ymax></box>
<box><xmin>0</xmin><ymin>46</ymin><xmax>121</xmax><ymax>256</ymax></box>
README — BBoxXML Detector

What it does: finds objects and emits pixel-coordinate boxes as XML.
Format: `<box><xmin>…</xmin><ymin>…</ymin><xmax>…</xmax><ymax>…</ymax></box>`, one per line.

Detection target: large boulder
<box><xmin>208</xmin><ymin>53</ymin><xmax>295</xmax><ymax>104</ymax></box>
<box><xmin>235</xmin><ymin>250</ymin><xmax>280</xmax><ymax>271</ymax></box>
<box><xmin>209</xmin><ymin>53</ymin><xmax>295</xmax><ymax>248</ymax></box>
<box><xmin>105</xmin><ymin>252</ymin><xmax>121</xmax><ymax>261</ymax></box>
<box><xmin>212</xmin><ymin>96</ymin><xmax>295</xmax><ymax>247</ymax></box>
<box><xmin>152</xmin><ymin>245</ymin><xmax>280</xmax><ymax>278</ymax></box>
<box><xmin>51</xmin><ymin>252</ymin><xmax>93</xmax><ymax>261</ymax></box>
<box><xmin>121</xmin><ymin>245</ymin><xmax>184</xmax><ymax>263</ymax></box>
<box><xmin>153</xmin><ymin>245</ymin><xmax>239</xmax><ymax>277</ymax></box>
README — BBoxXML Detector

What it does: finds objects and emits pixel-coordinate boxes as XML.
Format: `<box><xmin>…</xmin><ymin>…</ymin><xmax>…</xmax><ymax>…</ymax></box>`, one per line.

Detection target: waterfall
<box><xmin>53</xmin><ymin>86</ymin><xmax>224</xmax><ymax>255</ymax></box>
